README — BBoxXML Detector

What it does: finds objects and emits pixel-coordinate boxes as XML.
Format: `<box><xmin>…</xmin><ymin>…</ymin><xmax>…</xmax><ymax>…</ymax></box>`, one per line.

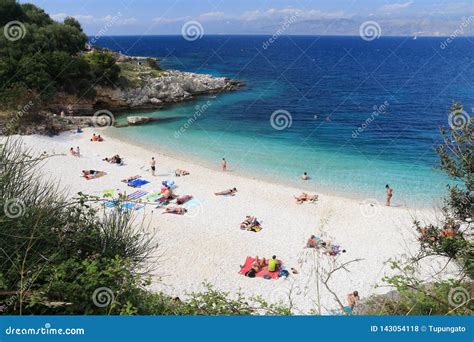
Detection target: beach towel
<box><xmin>127</xmin><ymin>190</ymin><xmax>148</xmax><ymax>200</ymax></box>
<box><xmin>238</xmin><ymin>257</ymin><xmax>280</xmax><ymax>280</ymax></box>
<box><xmin>183</xmin><ymin>198</ymin><xmax>200</xmax><ymax>209</ymax></box>
<box><xmin>104</xmin><ymin>200</ymin><xmax>119</xmax><ymax>208</ymax></box>
<box><xmin>128</xmin><ymin>179</ymin><xmax>150</xmax><ymax>188</ymax></box>
<box><xmin>155</xmin><ymin>196</ymin><xmax>171</xmax><ymax>208</ymax></box>
<box><xmin>145</xmin><ymin>192</ymin><xmax>162</xmax><ymax>202</ymax></box>
<box><xmin>102</xmin><ymin>189</ymin><xmax>115</xmax><ymax>198</ymax></box>
<box><xmin>121</xmin><ymin>202</ymin><xmax>145</xmax><ymax>211</ymax></box>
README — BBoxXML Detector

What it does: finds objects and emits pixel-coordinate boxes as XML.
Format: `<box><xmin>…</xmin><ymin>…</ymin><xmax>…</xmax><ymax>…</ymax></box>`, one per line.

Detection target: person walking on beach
<box><xmin>385</xmin><ymin>184</ymin><xmax>393</xmax><ymax>206</ymax></box>
<box><xmin>221</xmin><ymin>158</ymin><xmax>227</xmax><ymax>172</ymax></box>
<box><xmin>150</xmin><ymin>157</ymin><xmax>156</xmax><ymax>176</ymax></box>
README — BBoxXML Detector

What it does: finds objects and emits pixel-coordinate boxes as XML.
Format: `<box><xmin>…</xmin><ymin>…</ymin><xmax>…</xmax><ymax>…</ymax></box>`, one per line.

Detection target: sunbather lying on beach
<box><xmin>175</xmin><ymin>169</ymin><xmax>190</xmax><ymax>177</ymax></box>
<box><xmin>239</xmin><ymin>216</ymin><xmax>263</xmax><ymax>232</ymax></box>
<box><xmin>81</xmin><ymin>170</ymin><xmax>106</xmax><ymax>180</ymax></box>
<box><xmin>214</xmin><ymin>187</ymin><xmax>237</xmax><ymax>196</ymax></box>
<box><xmin>69</xmin><ymin>147</ymin><xmax>78</xmax><ymax>157</ymax></box>
<box><xmin>294</xmin><ymin>193</ymin><xmax>318</xmax><ymax>204</ymax></box>
<box><xmin>251</xmin><ymin>256</ymin><xmax>266</xmax><ymax>272</ymax></box>
<box><xmin>176</xmin><ymin>195</ymin><xmax>193</xmax><ymax>205</ymax></box>
<box><xmin>103</xmin><ymin>155</ymin><xmax>122</xmax><ymax>164</ymax></box>
<box><xmin>121</xmin><ymin>175</ymin><xmax>141</xmax><ymax>183</ymax></box>
<box><xmin>162</xmin><ymin>207</ymin><xmax>187</xmax><ymax>215</ymax></box>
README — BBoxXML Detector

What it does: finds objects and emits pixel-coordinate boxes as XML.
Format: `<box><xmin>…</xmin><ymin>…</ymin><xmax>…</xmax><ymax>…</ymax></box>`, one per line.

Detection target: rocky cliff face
<box><xmin>47</xmin><ymin>70</ymin><xmax>243</xmax><ymax>115</ymax></box>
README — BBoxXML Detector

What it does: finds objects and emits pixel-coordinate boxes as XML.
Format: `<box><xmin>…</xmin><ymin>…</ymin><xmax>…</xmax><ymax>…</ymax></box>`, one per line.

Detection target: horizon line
<box><xmin>87</xmin><ymin>33</ymin><xmax>474</xmax><ymax>38</ymax></box>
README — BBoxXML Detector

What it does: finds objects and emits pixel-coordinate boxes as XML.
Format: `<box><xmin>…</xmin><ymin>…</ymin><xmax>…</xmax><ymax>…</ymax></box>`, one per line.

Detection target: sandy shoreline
<box><xmin>10</xmin><ymin>128</ymin><xmax>446</xmax><ymax>313</ymax></box>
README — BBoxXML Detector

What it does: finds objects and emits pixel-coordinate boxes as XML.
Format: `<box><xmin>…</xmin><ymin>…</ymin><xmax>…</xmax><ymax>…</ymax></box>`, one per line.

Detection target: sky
<box><xmin>20</xmin><ymin>0</ymin><xmax>474</xmax><ymax>36</ymax></box>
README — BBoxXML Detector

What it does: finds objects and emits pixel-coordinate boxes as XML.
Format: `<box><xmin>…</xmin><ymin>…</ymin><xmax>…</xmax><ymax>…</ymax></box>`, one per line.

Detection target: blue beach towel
<box><xmin>128</xmin><ymin>179</ymin><xmax>150</xmax><ymax>188</ymax></box>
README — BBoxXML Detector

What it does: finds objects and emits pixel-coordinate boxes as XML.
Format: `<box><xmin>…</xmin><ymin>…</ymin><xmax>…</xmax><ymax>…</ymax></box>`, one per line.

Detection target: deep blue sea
<box><xmin>95</xmin><ymin>35</ymin><xmax>474</xmax><ymax>205</ymax></box>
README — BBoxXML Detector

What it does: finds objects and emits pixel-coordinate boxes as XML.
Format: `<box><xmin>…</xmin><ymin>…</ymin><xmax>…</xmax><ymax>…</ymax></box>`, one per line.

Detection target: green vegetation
<box><xmin>0</xmin><ymin>0</ymin><xmax>120</xmax><ymax>111</ymax></box>
<box><xmin>365</xmin><ymin>102</ymin><xmax>473</xmax><ymax>315</ymax></box>
<box><xmin>118</xmin><ymin>59</ymin><xmax>163</xmax><ymax>88</ymax></box>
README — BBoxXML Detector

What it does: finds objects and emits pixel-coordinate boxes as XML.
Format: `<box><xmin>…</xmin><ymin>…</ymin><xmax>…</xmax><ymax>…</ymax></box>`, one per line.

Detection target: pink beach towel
<box><xmin>239</xmin><ymin>256</ymin><xmax>280</xmax><ymax>280</ymax></box>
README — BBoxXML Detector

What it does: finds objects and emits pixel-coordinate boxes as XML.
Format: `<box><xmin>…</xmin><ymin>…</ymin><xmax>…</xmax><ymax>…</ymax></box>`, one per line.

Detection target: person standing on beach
<box><xmin>221</xmin><ymin>158</ymin><xmax>227</xmax><ymax>172</ymax></box>
<box><xmin>344</xmin><ymin>291</ymin><xmax>360</xmax><ymax>314</ymax></box>
<box><xmin>150</xmin><ymin>157</ymin><xmax>156</xmax><ymax>176</ymax></box>
<box><xmin>76</xmin><ymin>146</ymin><xmax>80</xmax><ymax>157</ymax></box>
<box><xmin>385</xmin><ymin>184</ymin><xmax>393</xmax><ymax>206</ymax></box>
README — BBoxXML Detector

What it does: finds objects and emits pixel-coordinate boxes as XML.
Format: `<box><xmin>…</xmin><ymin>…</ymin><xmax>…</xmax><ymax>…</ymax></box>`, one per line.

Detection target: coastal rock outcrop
<box><xmin>46</xmin><ymin>69</ymin><xmax>243</xmax><ymax>115</ymax></box>
<box><xmin>127</xmin><ymin>116</ymin><xmax>151</xmax><ymax>125</ymax></box>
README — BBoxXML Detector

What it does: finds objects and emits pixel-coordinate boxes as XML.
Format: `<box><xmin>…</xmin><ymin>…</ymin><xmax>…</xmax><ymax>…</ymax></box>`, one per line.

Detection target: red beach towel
<box><xmin>239</xmin><ymin>256</ymin><xmax>280</xmax><ymax>280</ymax></box>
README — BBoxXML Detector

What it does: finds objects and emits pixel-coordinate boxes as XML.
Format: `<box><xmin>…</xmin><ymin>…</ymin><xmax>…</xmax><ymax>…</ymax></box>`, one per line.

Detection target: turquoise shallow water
<box><xmin>95</xmin><ymin>35</ymin><xmax>474</xmax><ymax>206</ymax></box>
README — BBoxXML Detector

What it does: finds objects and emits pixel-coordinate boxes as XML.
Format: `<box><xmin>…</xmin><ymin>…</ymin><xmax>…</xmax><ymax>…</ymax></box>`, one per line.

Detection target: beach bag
<box><xmin>245</xmin><ymin>269</ymin><xmax>256</xmax><ymax>278</ymax></box>
<box><xmin>279</xmin><ymin>269</ymin><xmax>289</xmax><ymax>278</ymax></box>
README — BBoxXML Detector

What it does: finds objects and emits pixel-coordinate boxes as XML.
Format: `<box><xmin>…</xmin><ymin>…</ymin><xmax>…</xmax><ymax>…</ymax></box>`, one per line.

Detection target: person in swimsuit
<box><xmin>346</xmin><ymin>291</ymin><xmax>360</xmax><ymax>310</ymax></box>
<box><xmin>294</xmin><ymin>193</ymin><xmax>317</xmax><ymax>204</ymax></box>
<box><xmin>301</xmin><ymin>172</ymin><xmax>310</xmax><ymax>180</ymax></box>
<box><xmin>306</xmin><ymin>235</ymin><xmax>318</xmax><ymax>248</ymax></box>
<box><xmin>385</xmin><ymin>184</ymin><xmax>393</xmax><ymax>206</ymax></box>
<box><xmin>70</xmin><ymin>147</ymin><xmax>77</xmax><ymax>156</ymax></box>
<box><xmin>150</xmin><ymin>157</ymin><xmax>156</xmax><ymax>176</ymax></box>
<box><xmin>176</xmin><ymin>195</ymin><xmax>193</xmax><ymax>205</ymax></box>
<box><xmin>163</xmin><ymin>207</ymin><xmax>187</xmax><ymax>215</ymax></box>
<box><xmin>221</xmin><ymin>158</ymin><xmax>227</xmax><ymax>171</ymax></box>
<box><xmin>214</xmin><ymin>188</ymin><xmax>237</xmax><ymax>196</ymax></box>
